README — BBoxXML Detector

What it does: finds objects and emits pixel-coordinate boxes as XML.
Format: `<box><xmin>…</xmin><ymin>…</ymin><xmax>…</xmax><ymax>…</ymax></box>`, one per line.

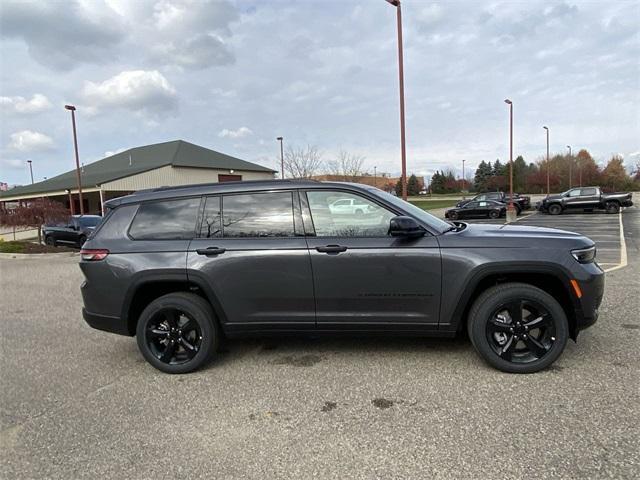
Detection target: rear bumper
<box><xmin>83</xmin><ymin>308</ymin><xmax>131</xmax><ymax>336</ymax></box>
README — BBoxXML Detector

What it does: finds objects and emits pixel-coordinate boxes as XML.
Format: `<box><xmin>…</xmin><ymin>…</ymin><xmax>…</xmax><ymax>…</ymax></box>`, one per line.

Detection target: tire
<box><xmin>514</xmin><ymin>204</ymin><xmax>522</xmax><ymax>216</ymax></box>
<box><xmin>78</xmin><ymin>235</ymin><xmax>87</xmax><ymax>247</ymax></box>
<box><xmin>448</xmin><ymin>211</ymin><xmax>459</xmax><ymax>220</ymax></box>
<box><xmin>488</xmin><ymin>210</ymin><xmax>500</xmax><ymax>219</ymax></box>
<box><xmin>45</xmin><ymin>236</ymin><xmax>56</xmax><ymax>247</ymax></box>
<box><xmin>548</xmin><ymin>204</ymin><xmax>562</xmax><ymax>215</ymax></box>
<box><xmin>467</xmin><ymin>282</ymin><xmax>568</xmax><ymax>374</ymax></box>
<box><xmin>355</xmin><ymin>209</ymin><xmax>364</xmax><ymax>216</ymax></box>
<box><xmin>605</xmin><ymin>201</ymin><xmax>620</xmax><ymax>214</ymax></box>
<box><xmin>136</xmin><ymin>292</ymin><xmax>219</xmax><ymax>374</ymax></box>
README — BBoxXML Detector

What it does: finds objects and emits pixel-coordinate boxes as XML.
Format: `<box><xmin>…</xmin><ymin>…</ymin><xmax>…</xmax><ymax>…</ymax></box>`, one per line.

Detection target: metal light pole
<box><xmin>567</xmin><ymin>145</ymin><xmax>572</xmax><ymax>189</ymax></box>
<box><xmin>461</xmin><ymin>159</ymin><xmax>466</xmax><ymax>197</ymax></box>
<box><xmin>276</xmin><ymin>136</ymin><xmax>284</xmax><ymax>179</ymax></box>
<box><xmin>65</xmin><ymin>105</ymin><xmax>84</xmax><ymax>215</ymax></box>
<box><xmin>504</xmin><ymin>99</ymin><xmax>515</xmax><ymax>220</ymax></box>
<box><xmin>374</xmin><ymin>166</ymin><xmax>377</xmax><ymax>187</ymax></box>
<box><xmin>385</xmin><ymin>0</ymin><xmax>407</xmax><ymax>201</ymax></box>
<box><xmin>27</xmin><ymin>160</ymin><xmax>34</xmax><ymax>184</ymax></box>
<box><xmin>543</xmin><ymin>126</ymin><xmax>550</xmax><ymax>195</ymax></box>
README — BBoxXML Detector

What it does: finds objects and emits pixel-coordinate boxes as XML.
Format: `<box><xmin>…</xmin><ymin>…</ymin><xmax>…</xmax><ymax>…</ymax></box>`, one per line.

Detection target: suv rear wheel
<box><xmin>467</xmin><ymin>283</ymin><xmax>568</xmax><ymax>373</ymax></box>
<box><xmin>45</xmin><ymin>236</ymin><xmax>56</xmax><ymax>246</ymax></box>
<box><xmin>136</xmin><ymin>292</ymin><xmax>219</xmax><ymax>374</ymax></box>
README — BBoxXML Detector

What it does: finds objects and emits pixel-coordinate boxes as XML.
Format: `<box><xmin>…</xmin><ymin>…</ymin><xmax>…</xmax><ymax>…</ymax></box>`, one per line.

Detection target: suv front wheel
<box><xmin>136</xmin><ymin>292</ymin><xmax>219</xmax><ymax>374</ymax></box>
<box><xmin>467</xmin><ymin>283</ymin><xmax>568</xmax><ymax>373</ymax></box>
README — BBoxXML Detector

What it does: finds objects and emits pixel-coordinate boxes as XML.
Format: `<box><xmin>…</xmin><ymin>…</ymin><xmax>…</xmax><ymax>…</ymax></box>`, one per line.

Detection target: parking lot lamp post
<box><xmin>27</xmin><ymin>160</ymin><xmax>34</xmax><ymax>184</ymax></box>
<box><xmin>462</xmin><ymin>159</ymin><xmax>466</xmax><ymax>197</ymax></box>
<box><xmin>385</xmin><ymin>0</ymin><xmax>407</xmax><ymax>201</ymax></box>
<box><xmin>65</xmin><ymin>105</ymin><xmax>84</xmax><ymax>215</ymax></box>
<box><xmin>504</xmin><ymin>99</ymin><xmax>515</xmax><ymax>220</ymax></box>
<box><xmin>276</xmin><ymin>137</ymin><xmax>284</xmax><ymax>179</ymax></box>
<box><xmin>374</xmin><ymin>166</ymin><xmax>377</xmax><ymax>187</ymax></box>
<box><xmin>543</xmin><ymin>126</ymin><xmax>549</xmax><ymax>195</ymax></box>
<box><xmin>66</xmin><ymin>189</ymin><xmax>74</xmax><ymax>215</ymax></box>
<box><xmin>567</xmin><ymin>145</ymin><xmax>572</xmax><ymax>189</ymax></box>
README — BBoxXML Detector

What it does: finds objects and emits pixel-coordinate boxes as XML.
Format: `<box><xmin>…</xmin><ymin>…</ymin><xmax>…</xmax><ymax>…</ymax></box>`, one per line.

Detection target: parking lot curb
<box><xmin>0</xmin><ymin>252</ymin><xmax>79</xmax><ymax>260</ymax></box>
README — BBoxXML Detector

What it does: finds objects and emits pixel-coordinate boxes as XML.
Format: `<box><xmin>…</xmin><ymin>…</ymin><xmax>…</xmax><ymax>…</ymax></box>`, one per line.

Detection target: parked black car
<box><xmin>80</xmin><ymin>180</ymin><xmax>603</xmax><ymax>374</ymax></box>
<box><xmin>456</xmin><ymin>192</ymin><xmax>530</xmax><ymax>214</ymax></box>
<box><xmin>445</xmin><ymin>200</ymin><xmax>506</xmax><ymax>220</ymax></box>
<box><xmin>44</xmin><ymin>215</ymin><xmax>102</xmax><ymax>247</ymax></box>
<box><xmin>537</xmin><ymin>187</ymin><xmax>633</xmax><ymax>215</ymax></box>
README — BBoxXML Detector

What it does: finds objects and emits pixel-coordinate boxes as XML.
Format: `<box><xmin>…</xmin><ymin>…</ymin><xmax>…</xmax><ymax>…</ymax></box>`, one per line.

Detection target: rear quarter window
<box><xmin>129</xmin><ymin>197</ymin><xmax>201</xmax><ymax>240</ymax></box>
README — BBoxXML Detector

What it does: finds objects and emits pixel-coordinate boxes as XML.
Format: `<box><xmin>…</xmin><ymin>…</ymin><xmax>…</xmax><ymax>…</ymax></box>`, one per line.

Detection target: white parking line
<box><xmin>602</xmin><ymin>212</ymin><xmax>627</xmax><ymax>273</ymax></box>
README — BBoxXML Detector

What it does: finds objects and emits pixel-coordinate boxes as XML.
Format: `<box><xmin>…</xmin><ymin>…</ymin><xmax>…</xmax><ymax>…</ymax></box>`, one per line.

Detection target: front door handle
<box><xmin>196</xmin><ymin>247</ymin><xmax>226</xmax><ymax>256</ymax></box>
<box><xmin>316</xmin><ymin>245</ymin><xmax>348</xmax><ymax>254</ymax></box>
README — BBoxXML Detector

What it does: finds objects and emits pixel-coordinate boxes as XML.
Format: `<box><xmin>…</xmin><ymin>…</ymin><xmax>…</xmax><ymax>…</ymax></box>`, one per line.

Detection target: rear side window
<box><xmin>581</xmin><ymin>188</ymin><xmax>597</xmax><ymax>195</ymax></box>
<box><xmin>222</xmin><ymin>192</ymin><xmax>295</xmax><ymax>237</ymax></box>
<box><xmin>129</xmin><ymin>197</ymin><xmax>201</xmax><ymax>240</ymax></box>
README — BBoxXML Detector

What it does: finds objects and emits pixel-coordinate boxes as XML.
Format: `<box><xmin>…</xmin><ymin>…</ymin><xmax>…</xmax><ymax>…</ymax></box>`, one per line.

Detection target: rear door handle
<box><xmin>316</xmin><ymin>245</ymin><xmax>347</xmax><ymax>254</ymax></box>
<box><xmin>196</xmin><ymin>247</ymin><xmax>226</xmax><ymax>256</ymax></box>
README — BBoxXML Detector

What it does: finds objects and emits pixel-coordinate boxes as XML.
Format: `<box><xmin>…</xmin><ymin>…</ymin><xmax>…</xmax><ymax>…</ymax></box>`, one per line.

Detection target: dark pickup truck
<box><xmin>456</xmin><ymin>192</ymin><xmax>531</xmax><ymax>214</ymax></box>
<box><xmin>537</xmin><ymin>187</ymin><xmax>633</xmax><ymax>215</ymax></box>
<box><xmin>44</xmin><ymin>215</ymin><xmax>102</xmax><ymax>247</ymax></box>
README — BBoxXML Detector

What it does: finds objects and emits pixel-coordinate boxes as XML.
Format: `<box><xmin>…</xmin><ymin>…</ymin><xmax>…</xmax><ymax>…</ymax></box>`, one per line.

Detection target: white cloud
<box><xmin>81</xmin><ymin>70</ymin><xmax>177</xmax><ymax>114</ymax></box>
<box><xmin>8</xmin><ymin>130</ymin><xmax>54</xmax><ymax>152</ymax></box>
<box><xmin>0</xmin><ymin>158</ymin><xmax>25</xmax><ymax>169</ymax></box>
<box><xmin>104</xmin><ymin>147</ymin><xmax>127</xmax><ymax>157</ymax></box>
<box><xmin>218</xmin><ymin>127</ymin><xmax>253</xmax><ymax>139</ymax></box>
<box><xmin>0</xmin><ymin>93</ymin><xmax>52</xmax><ymax>114</ymax></box>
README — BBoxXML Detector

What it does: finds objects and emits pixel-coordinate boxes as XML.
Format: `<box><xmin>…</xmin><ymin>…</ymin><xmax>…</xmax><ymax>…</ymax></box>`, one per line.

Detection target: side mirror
<box><xmin>388</xmin><ymin>216</ymin><xmax>426</xmax><ymax>238</ymax></box>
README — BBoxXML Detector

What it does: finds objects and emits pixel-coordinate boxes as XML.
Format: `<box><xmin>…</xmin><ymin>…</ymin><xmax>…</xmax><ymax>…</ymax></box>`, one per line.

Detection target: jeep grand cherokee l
<box><xmin>80</xmin><ymin>180</ymin><xmax>604</xmax><ymax>374</ymax></box>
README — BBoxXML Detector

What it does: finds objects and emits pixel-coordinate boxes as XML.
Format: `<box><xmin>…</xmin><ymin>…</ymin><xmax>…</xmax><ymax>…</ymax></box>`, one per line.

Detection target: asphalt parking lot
<box><xmin>1</xmin><ymin>202</ymin><xmax>638</xmax><ymax>479</ymax></box>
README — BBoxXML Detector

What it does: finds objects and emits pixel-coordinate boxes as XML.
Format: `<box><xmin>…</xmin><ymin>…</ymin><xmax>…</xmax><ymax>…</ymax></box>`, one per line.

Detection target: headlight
<box><xmin>571</xmin><ymin>246</ymin><xmax>596</xmax><ymax>264</ymax></box>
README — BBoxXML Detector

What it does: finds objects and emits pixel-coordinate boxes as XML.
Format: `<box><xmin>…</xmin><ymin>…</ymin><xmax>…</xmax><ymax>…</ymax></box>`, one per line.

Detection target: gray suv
<box><xmin>80</xmin><ymin>180</ymin><xmax>604</xmax><ymax>374</ymax></box>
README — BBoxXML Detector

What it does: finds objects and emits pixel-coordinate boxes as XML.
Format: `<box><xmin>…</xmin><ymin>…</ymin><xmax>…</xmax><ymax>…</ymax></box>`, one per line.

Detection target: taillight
<box><xmin>80</xmin><ymin>249</ymin><xmax>109</xmax><ymax>261</ymax></box>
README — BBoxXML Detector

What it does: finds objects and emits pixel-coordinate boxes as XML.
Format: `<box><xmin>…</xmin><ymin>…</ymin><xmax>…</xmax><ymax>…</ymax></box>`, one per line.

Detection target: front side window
<box><xmin>306</xmin><ymin>191</ymin><xmax>395</xmax><ymax>237</ymax></box>
<box><xmin>222</xmin><ymin>192</ymin><xmax>296</xmax><ymax>237</ymax></box>
<box><xmin>464</xmin><ymin>202</ymin><xmax>478</xmax><ymax>209</ymax></box>
<box><xmin>568</xmin><ymin>189</ymin><xmax>582</xmax><ymax>197</ymax></box>
<box><xmin>129</xmin><ymin>197</ymin><xmax>201</xmax><ymax>240</ymax></box>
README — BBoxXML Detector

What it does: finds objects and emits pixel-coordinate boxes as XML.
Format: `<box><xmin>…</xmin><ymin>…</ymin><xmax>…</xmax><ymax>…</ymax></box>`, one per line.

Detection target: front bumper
<box><xmin>622</xmin><ymin>200</ymin><xmax>633</xmax><ymax>207</ymax></box>
<box><xmin>574</xmin><ymin>265</ymin><xmax>605</xmax><ymax>334</ymax></box>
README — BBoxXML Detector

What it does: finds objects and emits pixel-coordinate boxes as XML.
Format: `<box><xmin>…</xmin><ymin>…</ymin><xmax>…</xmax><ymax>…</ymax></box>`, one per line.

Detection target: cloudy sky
<box><xmin>1</xmin><ymin>0</ymin><xmax>639</xmax><ymax>185</ymax></box>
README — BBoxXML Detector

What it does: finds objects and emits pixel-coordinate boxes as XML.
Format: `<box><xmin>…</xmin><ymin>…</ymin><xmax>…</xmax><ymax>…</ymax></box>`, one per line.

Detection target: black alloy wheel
<box><xmin>45</xmin><ymin>236</ymin><xmax>55</xmax><ymax>246</ymax></box>
<box><xmin>136</xmin><ymin>292</ymin><xmax>218</xmax><ymax>374</ymax></box>
<box><xmin>448</xmin><ymin>211</ymin><xmax>459</xmax><ymax>220</ymax></box>
<box><xmin>144</xmin><ymin>309</ymin><xmax>202</xmax><ymax>365</ymax></box>
<box><xmin>467</xmin><ymin>283</ymin><xmax>568</xmax><ymax>373</ymax></box>
<box><xmin>485</xmin><ymin>300</ymin><xmax>555</xmax><ymax>364</ymax></box>
<box><xmin>78</xmin><ymin>234</ymin><xmax>87</xmax><ymax>247</ymax></box>
<box><xmin>489</xmin><ymin>210</ymin><xmax>500</xmax><ymax>219</ymax></box>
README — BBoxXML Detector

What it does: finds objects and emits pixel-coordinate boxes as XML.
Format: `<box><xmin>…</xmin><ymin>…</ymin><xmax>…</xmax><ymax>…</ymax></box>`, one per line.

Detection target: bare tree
<box><xmin>0</xmin><ymin>198</ymin><xmax>69</xmax><ymax>244</ymax></box>
<box><xmin>325</xmin><ymin>150</ymin><xmax>365</xmax><ymax>180</ymax></box>
<box><xmin>283</xmin><ymin>145</ymin><xmax>323</xmax><ymax>179</ymax></box>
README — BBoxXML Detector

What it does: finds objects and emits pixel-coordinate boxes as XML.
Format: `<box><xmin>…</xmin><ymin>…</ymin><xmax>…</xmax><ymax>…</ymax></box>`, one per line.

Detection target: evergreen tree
<box><xmin>473</xmin><ymin>161</ymin><xmax>493</xmax><ymax>192</ymax></box>
<box><xmin>407</xmin><ymin>174</ymin><xmax>420</xmax><ymax>196</ymax></box>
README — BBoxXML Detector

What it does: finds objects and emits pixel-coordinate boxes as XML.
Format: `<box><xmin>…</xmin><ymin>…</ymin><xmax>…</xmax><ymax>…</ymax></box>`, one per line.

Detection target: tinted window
<box><xmin>369</xmin><ymin>189</ymin><xmax>450</xmax><ymax>233</ymax></box>
<box><xmin>129</xmin><ymin>197</ymin><xmax>200</xmax><ymax>240</ymax></box>
<box><xmin>223</xmin><ymin>192</ymin><xmax>295</xmax><ymax>237</ymax></box>
<box><xmin>464</xmin><ymin>202</ymin><xmax>478</xmax><ymax>209</ymax></box>
<box><xmin>199</xmin><ymin>196</ymin><xmax>221</xmax><ymax>238</ymax></box>
<box><xmin>581</xmin><ymin>187</ymin><xmax>597</xmax><ymax>196</ymax></box>
<box><xmin>78</xmin><ymin>216</ymin><xmax>102</xmax><ymax>227</ymax></box>
<box><xmin>306</xmin><ymin>191</ymin><xmax>395</xmax><ymax>237</ymax></box>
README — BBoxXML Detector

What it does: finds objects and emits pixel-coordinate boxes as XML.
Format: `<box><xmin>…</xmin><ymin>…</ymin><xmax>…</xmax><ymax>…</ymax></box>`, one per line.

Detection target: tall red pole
<box><xmin>65</xmin><ymin>105</ymin><xmax>84</xmax><ymax>215</ymax></box>
<box><xmin>386</xmin><ymin>0</ymin><xmax>407</xmax><ymax>200</ymax></box>
<box><xmin>543</xmin><ymin>126</ymin><xmax>550</xmax><ymax>195</ymax></box>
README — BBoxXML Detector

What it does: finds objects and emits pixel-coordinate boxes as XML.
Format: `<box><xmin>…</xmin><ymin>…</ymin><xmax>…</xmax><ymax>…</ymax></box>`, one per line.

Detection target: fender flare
<box><xmin>446</xmin><ymin>262</ymin><xmax>580</xmax><ymax>333</ymax></box>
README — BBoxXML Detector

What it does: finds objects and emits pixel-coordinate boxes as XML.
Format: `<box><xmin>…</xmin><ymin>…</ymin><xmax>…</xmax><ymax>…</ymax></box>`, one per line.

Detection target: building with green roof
<box><xmin>0</xmin><ymin>140</ymin><xmax>275</xmax><ymax>214</ymax></box>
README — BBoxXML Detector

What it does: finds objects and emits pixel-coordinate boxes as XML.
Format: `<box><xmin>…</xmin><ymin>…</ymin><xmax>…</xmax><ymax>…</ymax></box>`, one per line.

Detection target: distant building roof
<box><xmin>0</xmin><ymin>140</ymin><xmax>275</xmax><ymax>199</ymax></box>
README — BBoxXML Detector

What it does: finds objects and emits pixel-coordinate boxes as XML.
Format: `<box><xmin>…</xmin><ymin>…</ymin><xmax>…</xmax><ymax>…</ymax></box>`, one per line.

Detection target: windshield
<box><xmin>78</xmin><ymin>216</ymin><xmax>102</xmax><ymax>227</ymax></box>
<box><xmin>367</xmin><ymin>189</ymin><xmax>452</xmax><ymax>234</ymax></box>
